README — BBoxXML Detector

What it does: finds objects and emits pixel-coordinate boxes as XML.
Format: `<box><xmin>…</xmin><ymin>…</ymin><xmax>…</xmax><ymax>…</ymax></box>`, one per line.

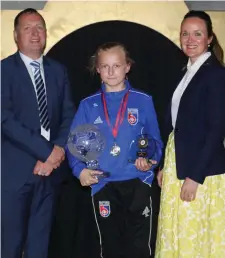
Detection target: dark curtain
<box><xmin>47</xmin><ymin>20</ymin><xmax>187</xmax><ymax>258</ymax></box>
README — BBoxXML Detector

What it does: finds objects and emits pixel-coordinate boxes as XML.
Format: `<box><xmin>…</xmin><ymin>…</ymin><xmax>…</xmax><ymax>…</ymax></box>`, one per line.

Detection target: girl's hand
<box><xmin>79</xmin><ymin>168</ymin><xmax>103</xmax><ymax>186</ymax></box>
<box><xmin>135</xmin><ymin>157</ymin><xmax>157</xmax><ymax>172</ymax></box>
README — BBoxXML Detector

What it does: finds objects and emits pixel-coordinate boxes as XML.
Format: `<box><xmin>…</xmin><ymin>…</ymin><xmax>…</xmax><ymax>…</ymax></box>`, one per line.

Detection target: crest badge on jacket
<box><xmin>127</xmin><ymin>108</ymin><xmax>138</xmax><ymax>125</ymax></box>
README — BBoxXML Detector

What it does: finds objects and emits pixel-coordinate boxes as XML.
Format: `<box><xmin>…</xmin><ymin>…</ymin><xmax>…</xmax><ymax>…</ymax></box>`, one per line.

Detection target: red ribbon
<box><xmin>101</xmin><ymin>90</ymin><xmax>129</xmax><ymax>139</ymax></box>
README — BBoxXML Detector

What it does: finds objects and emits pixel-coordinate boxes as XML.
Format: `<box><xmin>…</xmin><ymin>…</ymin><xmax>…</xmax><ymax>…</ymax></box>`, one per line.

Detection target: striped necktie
<box><xmin>30</xmin><ymin>61</ymin><xmax>50</xmax><ymax>131</ymax></box>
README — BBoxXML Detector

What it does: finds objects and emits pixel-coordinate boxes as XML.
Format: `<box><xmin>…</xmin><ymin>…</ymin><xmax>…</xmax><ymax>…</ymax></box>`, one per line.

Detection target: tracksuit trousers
<box><xmin>92</xmin><ymin>178</ymin><xmax>154</xmax><ymax>258</ymax></box>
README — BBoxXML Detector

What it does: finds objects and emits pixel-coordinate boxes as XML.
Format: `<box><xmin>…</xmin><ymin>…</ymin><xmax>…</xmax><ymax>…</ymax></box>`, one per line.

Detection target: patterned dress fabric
<box><xmin>155</xmin><ymin>131</ymin><xmax>225</xmax><ymax>258</ymax></box>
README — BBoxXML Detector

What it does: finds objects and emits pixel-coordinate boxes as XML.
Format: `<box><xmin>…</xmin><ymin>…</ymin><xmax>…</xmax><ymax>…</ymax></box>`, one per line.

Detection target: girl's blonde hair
<box><xmin>89</xmin><ymin>42</ymin><xmax>135</xmax><ymax>74</ymax></box>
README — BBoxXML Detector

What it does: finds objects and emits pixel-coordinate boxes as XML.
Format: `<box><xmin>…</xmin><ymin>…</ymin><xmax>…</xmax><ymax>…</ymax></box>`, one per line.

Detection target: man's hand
<box><xmin>34</xmin><ymin>145</ymin><xmax>65</xmax><ymax>176</ymax></box>
<box><xmin>33</xmin><ymin>160</ymin><xmax>54</xmax><ymax>176</ymax></box>
<box><xmin>47</xmin><ymin>145</ymin><xmax>65</xmax><ymax>168</ymax></box>
<box><xmin>135</xmin><ymin>157</ymin><xmax>157</xmax><ymax>172</ymax></box>
<box><xmin>180</xmin><ymin>177</ymin><xmax>199</xmax><ymax>202</ymax></box>
<box><xmin>79</xmin><ymin>168</ymin><xmax>103</xmax><ymax>186</ymax></box>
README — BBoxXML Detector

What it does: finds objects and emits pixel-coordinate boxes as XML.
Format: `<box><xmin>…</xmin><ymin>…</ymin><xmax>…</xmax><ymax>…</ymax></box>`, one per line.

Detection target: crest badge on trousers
<box><xmin>99</xmin><ymin>201</ymin><xmax>111</xmax><ymax>217</ymax></box>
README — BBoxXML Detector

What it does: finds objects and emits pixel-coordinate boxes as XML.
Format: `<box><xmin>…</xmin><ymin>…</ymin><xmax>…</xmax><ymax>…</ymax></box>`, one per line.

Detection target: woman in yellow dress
<box><xmin>155</xmin><ymin>10</ymin><xmax>225</xmax><ymax>258</ymax></box>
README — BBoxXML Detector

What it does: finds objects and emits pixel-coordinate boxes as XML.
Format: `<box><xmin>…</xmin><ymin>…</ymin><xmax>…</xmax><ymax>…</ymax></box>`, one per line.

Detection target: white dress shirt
<box><xmin>171</xmin><ymin>52</ymin><xmax>211</xmax><ymax>128</ymax></box>
<box><xmin>20</xmin><ymin>52</ymin><xmax>50</xmax><ymax>140</ymax></box>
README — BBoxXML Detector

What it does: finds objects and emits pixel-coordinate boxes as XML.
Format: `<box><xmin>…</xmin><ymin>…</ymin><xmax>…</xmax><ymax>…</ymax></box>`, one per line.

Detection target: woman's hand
<box><xmin>180</xmin><ymin>177</ymin><xmax>199</xmax><ymax>202</ymax></box>
<box><xmin>157</xmin><ymin>170</ymin><xmax>163</xmax><ymax>188</ymax></box>
<box><xmin>79</xmin><ymin>168</ymin><xmax>103</xmax><ymax>186</ymax></box>
<box><xmin>135</xmin><ymin>157</ymin><xmax>157</xmax><ymax>172</ymax></box>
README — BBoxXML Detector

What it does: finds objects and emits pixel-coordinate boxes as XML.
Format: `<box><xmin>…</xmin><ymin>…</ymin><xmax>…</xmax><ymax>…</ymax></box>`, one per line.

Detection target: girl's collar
<box><xmin>101</xmin><ymin>80</ymin><xmax>131</xmax><ymax>93</ymax></box>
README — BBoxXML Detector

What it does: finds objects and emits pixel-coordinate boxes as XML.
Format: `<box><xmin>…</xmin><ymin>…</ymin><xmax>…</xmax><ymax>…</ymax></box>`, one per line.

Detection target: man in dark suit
<box><xmin>1</xmin><ymin>8</ymin><xmax>74</xmax><ymax>258</ymax></box>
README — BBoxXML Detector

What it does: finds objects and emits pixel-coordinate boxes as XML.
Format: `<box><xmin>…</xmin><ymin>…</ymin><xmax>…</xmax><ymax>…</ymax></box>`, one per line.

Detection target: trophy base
<box><xmin>96</xmin><ymin>172</ymin><xmax>110</xmax><ymax>179</ymax></box>
<box><xmin>128</xmin><ymin>150</ymin><xmax>148</xmax><ymax>163</ymax></box>
<box><xmin>137</xmin><ymin>150</ymin><xmax>148</xmax><ymax>158</ymax></box>
<box><xmin>128</xmin><ymin>157</ymin><xmax>152</xmax><ymax>164</ymax></box>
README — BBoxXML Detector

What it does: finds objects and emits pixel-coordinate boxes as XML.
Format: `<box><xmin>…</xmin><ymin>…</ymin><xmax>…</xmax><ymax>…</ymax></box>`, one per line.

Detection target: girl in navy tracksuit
<box><xmin>67</xmin><ymin>42</ymin><xmax>163</xmax><ymax>258</ymax></box>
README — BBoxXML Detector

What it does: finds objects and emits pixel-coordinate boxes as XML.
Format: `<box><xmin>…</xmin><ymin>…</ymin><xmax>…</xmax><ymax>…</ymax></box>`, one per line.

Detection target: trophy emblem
<box><xmin>128</xmin><ymin>133</ymin><xmax>157</xmax><ymax>163</ymax></box>
<box><xmin>67</xmin><ymin>124</ymin><xmax>110</xmax><ymax>179</ymax></box>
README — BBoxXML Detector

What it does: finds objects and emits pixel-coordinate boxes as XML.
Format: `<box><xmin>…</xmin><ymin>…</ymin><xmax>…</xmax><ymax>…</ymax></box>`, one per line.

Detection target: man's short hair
<box><xmin>14</xmin><ymin>8</ymin><xmax>46</xmax><ymax>30</ymax></box>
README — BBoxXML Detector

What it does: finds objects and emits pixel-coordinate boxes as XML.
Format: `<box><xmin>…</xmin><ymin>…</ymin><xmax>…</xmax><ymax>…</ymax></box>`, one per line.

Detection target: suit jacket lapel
<box><xmin>180</xmin><ymin>55</ymin><xmax>214</xmax><ymax>98</ymax></box>
<box><xmin>165</xmin><ymin>54</ymin><xmax>217</xmax><ymax>133</ymax></box>
<box><xmin>15</xmin><ymin>52</ymin><xmax>37</xmax><ymax>101</ymax></box>
<box><xmin>15</xmin><ymin>52</ymin><xmax>40</xmax><ymax>125</ymax></box>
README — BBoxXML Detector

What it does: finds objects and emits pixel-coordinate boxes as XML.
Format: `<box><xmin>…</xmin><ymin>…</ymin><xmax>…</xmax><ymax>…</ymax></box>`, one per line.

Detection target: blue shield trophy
<box><xmin>67</xmin><ymin>124</ymin><xmax>110</xmax><ymax>179</ymax></box>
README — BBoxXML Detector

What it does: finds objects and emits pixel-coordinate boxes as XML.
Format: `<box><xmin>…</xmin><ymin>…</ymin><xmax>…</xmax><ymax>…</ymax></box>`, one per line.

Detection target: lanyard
<box><xmin>101</xmin><ymin>90</ymin><xmax>129</xmax><ymax>139</ymax></box>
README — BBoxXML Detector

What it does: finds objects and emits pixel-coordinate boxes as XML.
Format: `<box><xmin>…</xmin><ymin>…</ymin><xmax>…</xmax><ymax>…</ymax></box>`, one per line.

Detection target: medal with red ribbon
<box><xmin>101</xmin><ymin>89</ymin><xmax>130</xmax><ymax>156</ymax></box>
